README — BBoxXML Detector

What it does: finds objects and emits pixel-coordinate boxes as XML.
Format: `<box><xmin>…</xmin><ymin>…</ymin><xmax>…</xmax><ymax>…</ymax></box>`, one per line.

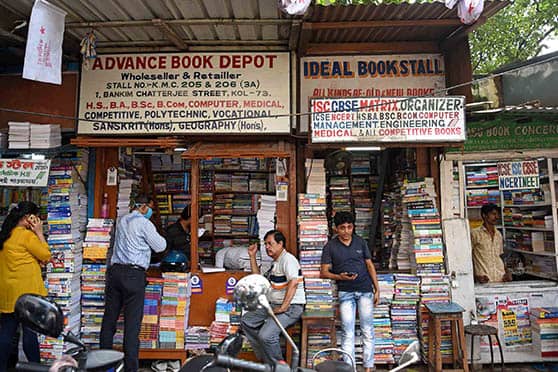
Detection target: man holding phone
<box><xmin>320</xmin><ymin>211</ymin><xmax>380</xmax><ymax>372</ymax></box>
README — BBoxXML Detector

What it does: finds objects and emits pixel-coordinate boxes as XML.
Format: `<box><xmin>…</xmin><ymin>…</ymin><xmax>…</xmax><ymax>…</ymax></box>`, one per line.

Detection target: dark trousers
<box><xmin>100</xmin><ymin>265</ymin><xmax>146</xmax><ymax>372</ymax></box>
<box><xmin>0</xmin><ymin>312</ymin><xmax>40</xmax><ymax>372</ymax></box>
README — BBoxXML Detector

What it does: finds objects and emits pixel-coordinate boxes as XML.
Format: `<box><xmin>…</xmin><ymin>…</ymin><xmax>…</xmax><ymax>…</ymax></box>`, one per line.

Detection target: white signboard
<box><xmin>311</xmin><ymin>96</ymin><xmax>465</xmax><ymax>143</ymax></box>
<box><xmin>498</xmin><ymin>160</ymin><xmax>540</xmax><ymax>190</ymax></box>
<box><xmin>300</xmin><ymin>54</ymin><xmax>446</xmax><ymax>132</ymax></box>
<box><xmin>78</xmin><ymin>53</ymin><xmax>291</xmax><ymax>135</ymax></box>
<box><xmin>0</xmin><ymin>159</ymin><xmax>51</xmax><ymax>187</ymax></box>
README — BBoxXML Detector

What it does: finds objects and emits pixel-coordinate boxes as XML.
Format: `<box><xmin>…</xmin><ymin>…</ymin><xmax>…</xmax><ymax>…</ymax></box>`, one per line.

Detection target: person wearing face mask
<box><xmin>100</xmin><ymin>194</ymin><xmax>166</xmax><ymax>372</ymax></box>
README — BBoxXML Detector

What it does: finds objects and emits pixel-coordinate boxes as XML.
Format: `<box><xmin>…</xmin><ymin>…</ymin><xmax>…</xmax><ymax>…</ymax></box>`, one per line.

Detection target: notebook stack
<box><xmin>328</xmin><ymin>176</ymin><xmax>352</xmax><ymax>214</ymax></box>
<box><xmin>298</xmin><ymin>193</ymin><xmax>329</xmax><ymax>278</ymax></box>
<box><xmin>305</xmin><ymin>159</ymin><xmax>326</xmax><ymax>195</ymax></box>
<box><xmin>159</xmin><ymin>272</ymin><xmax>190</xmax><ymax>349</ymax></box>
<box><xmin>8</xmin><ymin>121</ymin><xmax>30</xmax><ymax>149</ymax></box>
<box><xmin>531</xmin><ymin>307</ymin><xmax>558</xmax><ymax>358</ymax></box>
<box><xmin>210</xmin><ymin>298</ymin><xmax>241</xmax><ymax>348</ymax></box>
<box><xmin>30</xmin><ymin>123</ymin><xmax>62</xmax><ymax>148</ymax></box>
<box><xmin>374</xmin><ymin>274</ymin><xmax>395</xmax><ymax>365</ymax></box>
<box><xmin>185</xmin><ymin>326</ymin><xmax>211</xmax><ymax>350</ymax></box>
<box><xmin>351</xmin><ymin>154</ymin><xmax>373</xmax><ymax>239</ymax></box>
<box><xmin>81</xmin><ymin>218</ymin><xmax>113</xmax><ymax>348</ymax></box>
<box><xmin>257</xmin><ymin>195</ymin><xmax>276</xmax><ymax>269</ymax></box>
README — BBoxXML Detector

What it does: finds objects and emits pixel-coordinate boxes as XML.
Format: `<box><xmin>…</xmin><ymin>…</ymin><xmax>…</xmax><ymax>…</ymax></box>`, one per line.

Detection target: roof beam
<box><xmin>96</xmin><ymin>39</ymin><xmax>288</xmax><ymax>47</ymax></box>
<box><xmin>66</xmin><ymin>18</ymin><xmax>292</xmax><ymax>29</ymax></box>
<box><xmin>304</xmin><ymin>19</ymin><xmax>461</xmax><ymax>30</ymax></box>
<box><xmin>305</xmin><ymin>41</ymin><xmax>440</xmax><ymax>55</ymax></box>
<box><xmin>151</xmin><ymin>19</ymin><xmax>188</xmax><ymax>50</ymax></box>
<box><xmin>440</xmin><ymin>16</ymin><xmax>488</xmax><ymax>50</ymax></box>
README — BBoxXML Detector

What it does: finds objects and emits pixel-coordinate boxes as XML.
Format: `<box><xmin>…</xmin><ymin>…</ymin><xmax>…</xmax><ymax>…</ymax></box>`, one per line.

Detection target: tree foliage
<box><xmin>470</xmin><ymin>0</ymin><xmax>558</xmax><ymax>73</ymax></box>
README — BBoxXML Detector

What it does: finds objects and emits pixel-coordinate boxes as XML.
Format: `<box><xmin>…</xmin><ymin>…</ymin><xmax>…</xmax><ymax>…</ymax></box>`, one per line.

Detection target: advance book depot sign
<box><xmin>310</xmin><ymin>96</ymin><xmax>465</xmax><ymax>143</ymax></box>
<box><xmin>78</xmin><ymin>52</ymin><xmax>290</xmax><ymax>135</ymax></box>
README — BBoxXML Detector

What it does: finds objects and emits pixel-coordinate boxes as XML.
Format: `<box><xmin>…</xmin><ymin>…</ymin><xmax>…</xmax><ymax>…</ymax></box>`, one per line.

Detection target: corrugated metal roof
<box><xmin>471</xmin><ymin>105</ymin><xmax>558</xmax><ymax>115</ymax></box>
<box><xmin>0</xmin><ymin>0</ymin><xmax>508</xmax><ymax>65</ymax></box>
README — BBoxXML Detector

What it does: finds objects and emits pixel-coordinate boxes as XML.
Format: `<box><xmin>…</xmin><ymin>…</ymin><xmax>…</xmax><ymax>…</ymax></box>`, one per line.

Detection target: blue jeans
<box><xmin>0</xmin><ymin>312</ymin><xmax>41</xmax><ymax>371</ymax></box>
<box><xmin>338</xmin><ymin>291</ymin><xmax>375</xmax><ymax>368</ymax></box>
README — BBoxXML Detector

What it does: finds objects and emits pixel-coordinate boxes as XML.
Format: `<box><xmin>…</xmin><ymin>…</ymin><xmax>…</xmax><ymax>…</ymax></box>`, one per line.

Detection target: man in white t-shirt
<box><xmin>241</xmin><ymin>230</ymin><xmax>305</xmax><ymax>364</ymax></box>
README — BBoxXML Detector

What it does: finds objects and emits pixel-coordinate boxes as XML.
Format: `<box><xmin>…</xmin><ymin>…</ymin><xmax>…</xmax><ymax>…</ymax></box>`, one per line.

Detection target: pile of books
<box><xmin>209</xmin><ymin>298</ymin><xmax>241</xmax><ymax>348</ymax></box>
<box><xmin>391</xmin><ymin>274</ymin><xmax>420</xmax><ymax>361</ymax></box>
<box><xmin>81</xmin><ymin>218</ymin><xmax>113</xmax><ymax>347</ymax></box>
<box><xmin>328</xmin><ymin>176</ymin><xmax>352</xmax><ymax>214</ymax></box>
<box><xmin>159</xmin><ymin>272</ymin><xmax>190</xmax><ymax>349</ymax></box>
<box><xmin>374</xmin><ymin>274</ymin><xmax>395</xmax><ymax>364</ymax></box>
<box><xmin>185</xmin><ymin>326</ymin><xmax>211</xmax><ymax>350</ymax></box>
<box><xmin>140</xmin><ymin>278</ymin><xmax>164</xmax><ymax>349</ymax></box>
<box><xmin>8</xmin><ymin>121</ymin><xmax>30</xmax><ymax>149</ymax></box>
<box><xmin>531</xmin><ymin>307</ymin><xmax>558</xmax><ymax>358</ymax></box>
<box><xmin>466</xmin><ymin>166</ymin><xmax>498</xmax><ymax>187</ymax></box>
<box><xmin>30</xmin><ymin>124</ymin><xmax>61</xmax><ymax>148</ymax></box>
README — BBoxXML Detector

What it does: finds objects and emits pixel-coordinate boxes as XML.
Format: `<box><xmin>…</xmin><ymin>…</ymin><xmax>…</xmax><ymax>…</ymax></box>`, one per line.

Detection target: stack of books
<box><xmin>305</xmin><ymin>159</ymin><xmax>326</xmax><ymax>195</ymax></box>
<box><xmin>351</xmin><ymin>155</ymin><xmax>373</xmax><ymax>239</ymax></box>
<box><xmin>328</xmin><ymin>176</ymin><xmax>352</xmax><ymax>214</ymax></box>
<box><xmin>81</xmin><ymin>218</ymin><xmax>113</xmax><ymax>348</ymax></box>
<box><xmin>465</xmin><ymin>166</ymin><xmax>498</xmax><ymax>187</ymax></box>
<box><xmin>418</xmin><ymin>275</ymin><xmax>451</xmax><ymax>361</ymax></box>
<box><xmin>30</xmin><ymin>123</ymin><xmax>61</xmax><ymax>148</ymax></box>
<box><xmin>374</xmin><ymin>274</ymin><xmax>395</xmax><ymax>365</ymax></box>
<box><xmin>209</xmin><ymin>298</ymin><xmax>241</xmax><ymax>348</ymax></box>
<box><xmin>531</xmin><ymin>307</ymin><xmax>558</xmax><ymax>358</ymax></box>
<box><xmin>159</xmin><ymin>272</ymin><xmax>190</xmax><ymax>349</ymax></box>
<box><xmin>391</xmin><ymin>274</ymin><xmax>420</xmax><ymax>362</ymax></box>
<box><xmin>140</xmin><ymin>278</ymin><xmax>164</xmax><ymax>349</ymax></box>
<box><xmin>8</xmin><ymin>121</ymin><xmax>30</xmax><ymax>149</ymax></box>
<box><xmin>185</xmin><ymin>326</ymin><xmax>211</xmax><ymax>350</ymax></box>
<box><xmin>298</xmin><ymin>193</ymin><xmax>329</xmax><ymax>278</ymax></box>
<box><xmin>0</xmin><ymin>129</ymin><xmax>7</xmax><ymax>150</ymax></box>
<box><xmin>257</xmin><ymin>195</ymin><xmax>276</xmax><ymax>269</ymax></box>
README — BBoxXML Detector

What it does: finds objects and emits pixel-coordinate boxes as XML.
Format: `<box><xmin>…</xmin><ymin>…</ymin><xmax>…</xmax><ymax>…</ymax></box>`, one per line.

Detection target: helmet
<box><xmin>161</xmin><ymin>250</ymin><xmax>189</xmax><ymax>272</ymax></box>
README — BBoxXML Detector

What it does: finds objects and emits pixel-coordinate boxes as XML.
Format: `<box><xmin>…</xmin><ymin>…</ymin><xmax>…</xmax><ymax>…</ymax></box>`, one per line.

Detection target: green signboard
<box><xmin>451</xmin><ymin>119</ymin><xmax>558</xmax><ymax>152</ymax></box>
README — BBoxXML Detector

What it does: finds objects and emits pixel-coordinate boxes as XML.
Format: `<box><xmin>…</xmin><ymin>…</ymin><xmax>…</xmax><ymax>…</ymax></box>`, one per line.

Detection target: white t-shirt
<box><xmin>265</xmin><ymin>250</ymin><xmax>306</xmax><ymax>305</ymax></box>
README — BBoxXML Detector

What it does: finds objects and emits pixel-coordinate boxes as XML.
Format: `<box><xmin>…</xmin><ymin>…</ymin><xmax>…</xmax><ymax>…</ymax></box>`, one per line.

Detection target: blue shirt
<box><xmin>111</xmin><ymin>211</ymin><xmax>166</xmax><ymax>270</ymax></box>
<box><xmin>321</xmin><ymin>234</ymin><xmax>374</xmax><ymax>293</ymax></box>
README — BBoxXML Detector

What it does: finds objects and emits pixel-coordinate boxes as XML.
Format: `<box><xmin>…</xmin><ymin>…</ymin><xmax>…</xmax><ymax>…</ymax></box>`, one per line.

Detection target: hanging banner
<box><xmin>300</xmin><ymin>54</ymin><xmax>446</xmax><ymax>132</ymax></box>
<box><xmin>23</xmin><ymin>0</ymin><xmax>66</xmax><ymax>85</ymax></box>
<box><xmin>310</xmin><ymin>96</ymin><xmax>465</xmax><ymax>143</ymax></box>
<box><xmin>78</xmin><ymin>52</ymin><xmax>291</xmax><ymax>135</ymax></box>
<box><xmin>497</xmin><ymin>160</ymin><xmax>540</xmax><ymax>190</ymax></box>
<box><xmin>0</xmin><ymin>159</ymin><xmax>51</xmax><ymax>187</ymax></box>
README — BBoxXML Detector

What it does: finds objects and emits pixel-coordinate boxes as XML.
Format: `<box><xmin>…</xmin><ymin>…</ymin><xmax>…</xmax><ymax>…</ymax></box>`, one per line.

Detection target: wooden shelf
<box><xmin>138</xmin><ymin>349</ymin><xmax>188</xmax><ymax>364</ymax></box>
<box><xmin>503</xmin><ymin>202</ymin><xmax>552</xmax><ymax>208</ymax></box>
<box><xmin>504</xmin><ymin>226</ymin><xmax>554</xmax><ymax>232</ymax></box>
<box><xmin>507</xmin><ymin>248</ymin><xmax>557</xmax><ymax>257</ymax></box>
<box><xmin>524</xmin><ymin>270</ymin><xmax>558</xmax><ymax>281</ymax></box>
<box><xmin>465</xmin><ymin>184</ymin><xmax>499</xmax><ymax>189</ymax></box>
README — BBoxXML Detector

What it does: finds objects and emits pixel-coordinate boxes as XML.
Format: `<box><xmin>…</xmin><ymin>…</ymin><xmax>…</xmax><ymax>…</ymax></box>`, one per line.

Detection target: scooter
<box><xmin>180</xmin><ymin>274</ymin><xmax>421</xmax><ymax>372</ymax></box>
<box><xmin>14</xmin><ymin>293</ymin><xmax>124</xmax><ymax>371</ymax></box>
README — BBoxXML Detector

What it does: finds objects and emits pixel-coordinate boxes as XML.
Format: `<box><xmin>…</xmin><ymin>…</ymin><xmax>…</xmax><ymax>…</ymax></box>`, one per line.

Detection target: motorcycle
<box><xmin>14</xmin><ymin>293</ymin><xmax>124</xmax><ymax>371</ymax></box>
<box><xmin>180</xmin><ymin>274</ymin><xmax>421</xmax><ymax>372</ymax></box>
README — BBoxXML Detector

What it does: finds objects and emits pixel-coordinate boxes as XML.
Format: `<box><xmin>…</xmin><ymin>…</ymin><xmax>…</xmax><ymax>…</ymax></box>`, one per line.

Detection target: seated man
<box><xmin>241</xmin><ymin>230</ymin><xmax>305</xmax><ymax>364</ymax></box>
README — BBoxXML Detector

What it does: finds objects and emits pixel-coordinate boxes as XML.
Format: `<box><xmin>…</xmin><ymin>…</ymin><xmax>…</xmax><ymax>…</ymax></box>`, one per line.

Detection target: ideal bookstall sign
<box><xmin>310</xmin><ymin>96</ymin><xmax>465</xmax><ymax>143</ymax></box>
<box><xmin>497</xmin><ymin>160</ymin><xmax>539</xmax><ymax>190</ymax></box>
<box><xmin>300</xmin><ymin>54</ymin><xmax>446</xmax><ymax>132</ymax></box>
<box><xmin>78</xmin><ymin>52</ymin><xmax>290</xmax><ymax>135</ymax></box>
<box><xmin>0</xmin><ymin>159</ymin><xmax>51</xmax><ymax>187</ymax></box>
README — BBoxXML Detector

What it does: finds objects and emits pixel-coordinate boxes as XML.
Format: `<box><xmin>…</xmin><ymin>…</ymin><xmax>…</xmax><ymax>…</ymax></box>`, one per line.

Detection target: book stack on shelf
<box><xmin>418</xmin><ymin>275</ymin><xmax>451</xmax><ymax>361</ymax></box>
<box><xmin>257</xmin><ymin>195</ymin><xmax>276</xmax><ymax>269</ymax></box>
<box><xmin>42</xmin><ymin>158</ymin><xmax>88</xmax><ymax>362</ymax></box>
<box><xmin>150</xmin><ymin>154</ymin><xmax>184</xmax><ymax>171</ymax></box>
<box><xmin>159</xmin><ymin>272</ymin><xmax>190</xmax><ymax>349</ymax></box>
<box><xmin>0</xmin><ymin>128</ymin><xmax>6</xmax><ymax>150</ymax></box>
<box><xmin>8</xmin><ymin>121</ymin><xmax>30</xmax><ymax>149</ymax></box>
<box><xmin>81</xmin><ymin>218</ymin><xmax>113</xmax><ymax>347</ymax></box>
<box><xmin>30</xmin><ymin>123</ymin><xmax>62</xmax><ymax>148</ymax></box>
<box><xmin>530</xmin><ymin>307</ymin><xmax>558</xmax><ymax>358</ymax></box>
<box><xmin>382</xmin><ymin>190</ymin><xmax>399</xmax><ymax>270</ymax></box>
<box><xmin>391</xmin><ymin>273</ymin><xmax>420</xmax><ymax>361</ymax></box>
<box><xmin>374</xmin><ymin>274</ymin><xmax>395</xmax><ymax>365</ymax></box>
<box><xmin>209</xmin><ymin>298</ymin><xmax>241</xmax><ymax>348</ymax></box>
<box><xmin>351</xmin><ymin>155</ymin><xmax>374</xmax><ymax>239</ymax></box>
<box><xmin>198</xmin><ymin>169</ymin><xmax>215</xmax><ymax>264</ymax></box>
<box><xmin>328</xmin><ymin>176</ymin><xmax>352</xmax><ymax>214</ymax></box>
<box><xmin>306</xmin><ymin>159</ymin><xmax>326</xmax><ymax>195</ymax></box>
<box><xmin>185</xmin><ymin>326</ymin><xmax>211</xmax><ymax>350</ymax></box>
<box><xmin>298</xmin><ymin>193</ymin><xmax>329</xmax><ymax>279</ymax></box>
<box><xmin>140</xmin><ymin>278</ymin><xmax>164</xmax><ymax>349</ymax></box>
<box><xmin>466</xmin><ymin>165</ymin><xmax>498</xmax><ymax>187</ymax></box>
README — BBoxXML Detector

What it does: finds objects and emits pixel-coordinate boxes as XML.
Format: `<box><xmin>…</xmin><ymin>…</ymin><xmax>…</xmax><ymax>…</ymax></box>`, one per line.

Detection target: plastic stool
<box><xmin>464</xmin><ymin>324</ymin><xmax>504</xmax><ymax>372</ymax></box>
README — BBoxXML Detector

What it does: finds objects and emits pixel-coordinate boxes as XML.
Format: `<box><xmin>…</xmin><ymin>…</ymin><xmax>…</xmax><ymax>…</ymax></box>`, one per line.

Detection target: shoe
<box><xmin>167</xmin><ymin>360</ymin><xmax>181</xmax><ymax>372</ymax></box>
<box><xmin>151</xmin><ymin>360</ymin><xmax>167</xmax><ymax>372</ymax></box>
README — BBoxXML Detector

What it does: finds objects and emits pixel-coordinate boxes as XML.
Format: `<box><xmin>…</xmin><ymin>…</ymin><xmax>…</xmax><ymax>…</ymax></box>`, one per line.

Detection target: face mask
<box><xmin>144</xmin><ymin>207</ymin><xmax>153</xmax><ymax>220</ymax></box>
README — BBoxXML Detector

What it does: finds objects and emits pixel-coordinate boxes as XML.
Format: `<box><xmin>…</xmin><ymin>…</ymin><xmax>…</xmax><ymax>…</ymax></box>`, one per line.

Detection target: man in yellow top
<box><xmin>0</xmin><ymin>201</ymin><xmax>51</xmax><ymax>370</ymax></box>
<box><xmin>471</xmin><ymin>203</ymin><xmax>512</xmax><ymax>283</ymax></box>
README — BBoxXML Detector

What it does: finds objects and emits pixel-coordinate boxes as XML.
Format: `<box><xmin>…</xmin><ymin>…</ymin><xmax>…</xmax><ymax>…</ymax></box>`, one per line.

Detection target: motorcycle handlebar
<box><xmin>15</xmin><ymin>361</ymin><xmax>52</xmax><ymax>372</ymax></box>
<box><xmin>215</xmin><ymin>354</ymin><xmax>273</xmax><ymax>372</ymax></box>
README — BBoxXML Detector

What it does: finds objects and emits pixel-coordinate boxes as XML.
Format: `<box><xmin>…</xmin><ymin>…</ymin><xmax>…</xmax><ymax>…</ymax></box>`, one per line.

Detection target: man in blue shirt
<box><xmin>320</xmin><ymin>211</ymin><xmax>380</xmax><ymax>372</ymax></box>
<box><xmin>100</xmin><ymin>195</ymin><xmax>166</xmax><ymax>372</ymax></box>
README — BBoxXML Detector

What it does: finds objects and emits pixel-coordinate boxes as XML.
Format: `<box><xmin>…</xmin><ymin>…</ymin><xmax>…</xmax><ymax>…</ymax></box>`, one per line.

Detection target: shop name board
<box><xmin>78</xmin><ymin>52</ymin><xmax>291</xmax><ymax>135</ymax></box>
<box><xmin>299</xmin><ymin>54</ymin><xmax>446</xmax><ymax>132</ymax></box>
<box><xmin>310</xmin><ymin>96</ymin><xmax>465</xmax><ymax>143</ymax></box>
<box><xmin>0</xmin><ymin>159</ymin><xmax>51</xmax><ymax>187</ymax></box>
<box><xmin>498</xmin><ymin>160</ymin><xmax>539</xmax><ymax>190</ymax></box>
<box><xmin>452</xmin><ymin>120</ymin><xmax>558</xmax><ymax>152</ymax></box>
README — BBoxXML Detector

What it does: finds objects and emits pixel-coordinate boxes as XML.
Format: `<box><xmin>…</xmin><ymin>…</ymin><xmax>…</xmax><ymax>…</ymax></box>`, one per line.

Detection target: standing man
<box><xmin>100</xmin><ymin>195</ymin><xmax>166</xmax><ymax>372</ymax></box>
<box><xmin>320</xmin><ymin>211</ymin><xmax>380</xmax><ymax>372</ymax></box>
<box><xmin>471</xmin><ymin>203</ymin><xmax>512</xmax><ymax>283</ymax></box>
<box><xmin>241</xmin><ymin>230</ymin><xmax>306</xmax><ymax>364</ymax></box>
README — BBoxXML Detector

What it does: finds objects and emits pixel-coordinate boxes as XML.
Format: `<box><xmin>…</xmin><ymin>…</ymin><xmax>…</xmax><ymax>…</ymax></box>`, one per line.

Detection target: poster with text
<box><xmin>78</xmin><ymin>52</ymin><xmax>291</xmax><ymax>135</ymax></box>
<box><xmin>311</xmin><ymin>96</ymin><xmax>465</xmax><ymax>143</ymax></box>
<box><xmin>300</xmin><ymin>54</ymin><xmax>446</xmax><ymax>132</ymax></box>
<box><xmin>0</xmin><ymin>159</ymin><xmax>51</xmax><ymax>187</ymax></box>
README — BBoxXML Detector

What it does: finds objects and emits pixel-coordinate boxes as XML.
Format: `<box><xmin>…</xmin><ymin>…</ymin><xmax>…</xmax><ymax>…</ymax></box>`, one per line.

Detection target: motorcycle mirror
<box><xmin>15</xmin><ymin>294</ymin><xmax>64</xmax><ymax>338</ymax></box>
<box><xmin>398</xmin><ymin>340</ymin><xmax>420</xmax><ymax>365</ymax></box>
<box><xmin>233</xmin><ymin>274</ymin><xmax>270</xmax><ymax>311</ymax></box>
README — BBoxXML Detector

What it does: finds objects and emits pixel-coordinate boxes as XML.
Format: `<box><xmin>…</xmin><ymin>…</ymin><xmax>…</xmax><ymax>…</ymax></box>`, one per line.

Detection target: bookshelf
<box><xmin>197</xmin><ymin>158</ymin><xmax>276</xmax><ymax>266</ymax></box>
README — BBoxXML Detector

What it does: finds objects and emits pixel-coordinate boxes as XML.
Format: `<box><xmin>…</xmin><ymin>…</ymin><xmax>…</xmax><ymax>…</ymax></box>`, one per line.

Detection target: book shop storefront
<box><xmin>71</xmin><ymin>51</ymin><xmax>299</xmax><ymax>362</ymax></box>
<box><xmin>440</xmin><ymin>116</ymin><xmax>558</xmax><ymax>363</ymax></box>
<box><xmin>299</xmin><ymin>52</ymin><xmax>468</xmax><ymax>365</ymax></box>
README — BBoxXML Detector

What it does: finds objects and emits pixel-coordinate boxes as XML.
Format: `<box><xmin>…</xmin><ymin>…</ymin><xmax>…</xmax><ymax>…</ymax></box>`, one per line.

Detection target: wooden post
<box><xmin>416</xmin><ymin>147</ymin><xmax>430</xmax><ymax>177</ymax></box>
<box><xmin>190</xmin><ymin>158</ymin><xmax>200</xmax><ymax>272</ymax></box>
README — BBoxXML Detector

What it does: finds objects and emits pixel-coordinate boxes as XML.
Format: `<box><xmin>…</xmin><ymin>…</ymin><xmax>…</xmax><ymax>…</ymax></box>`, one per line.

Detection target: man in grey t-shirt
<box><xmin>241</xmin><ymin>230</ymin><xmax>305</xmax><ymax>364</ymax></box>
